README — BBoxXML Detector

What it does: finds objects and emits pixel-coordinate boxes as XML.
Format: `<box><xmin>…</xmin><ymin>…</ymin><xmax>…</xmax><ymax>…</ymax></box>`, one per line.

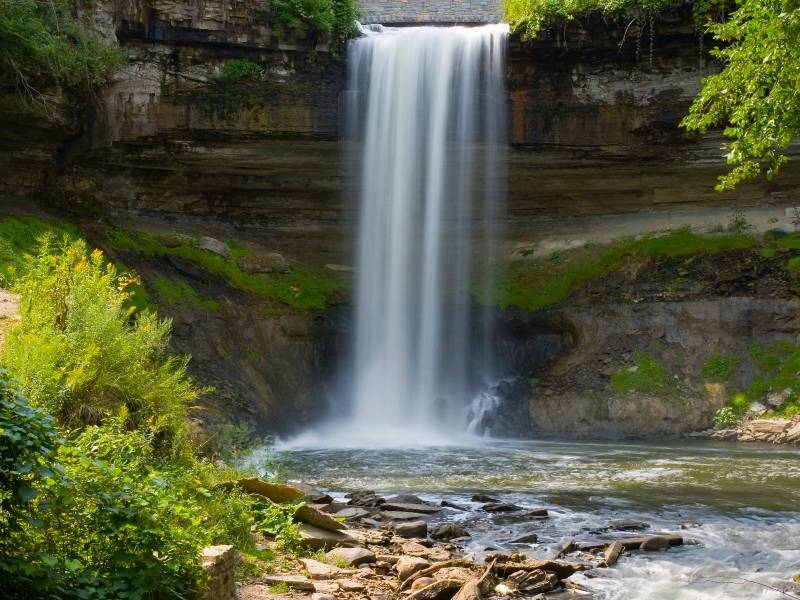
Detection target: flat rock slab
<box><xmin>382</xmin><ymin>502</ymin><xmax>441</xmax><ymax>514</ymax></box>
<box><xmin>336</xmin><ymin>579</ymin><xmax>365</xmax><ymax>592</ymax></box>
<box><xmin>296</xmin><ymin>504</ymin><xmax>347</xmax><ymax>531</ymax></box>
<box><xmin>299</xmin><ymin>558</ymin><xmax>353</xmax><ymax>580</ymax></box>
<box><xmin>299</xmin><ymin>524</ymin><xmax>359</xmax><ymax>550</ymax></box>
<box><xmin>494</xmin><ymin>509</ymin><xmax>549</xmax><ymax>524</ymax></box>
<box><xmin>326</xmin><ymin>547</ymin><xmax>376</xmax><ymax>566</ymax></box>
<box><xmin>220</xmin><ymin>478</ymin><xmax>304</xmax><ymax>503</ymax></box>
<box><xmin>263</xmin><ymin>575</ymin><xmax>315</xmax><ymax>591</ymax></box>
<box><xmin>335</xmin><ymin>507</ymin><xmax>371</xmax><ymax>520</ymax></box>
<box><xmin>395</xmin><ymin>520</ymin><xmax>428</xmax><ymax>539</ymax></box>
<box><xmin>380</xmin><ymin>510</ymin><xmax>427</xmax><ymax>521</ymax></box>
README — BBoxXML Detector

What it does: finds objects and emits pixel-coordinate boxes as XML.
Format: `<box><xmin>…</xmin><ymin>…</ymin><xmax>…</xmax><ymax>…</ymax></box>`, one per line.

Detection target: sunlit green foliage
<box><xmin>151</xmin><ymin>275</ymin><xmax>220</xmax><ymax>312</ymax></box>
<box><xmin>746</xmin><ymin>342</ymin><xmax>800</xmax><ymax>416</ymax></box>
<box><xmin>494</xmin><ymin>227</ymin><xmax>755</xmax><ymax>310</ymax></box>
<box><xmin>220</xmin><ymin>59</ymin><xmax>262</xmax><ymax>82</ymax></box>
<box><xmin>682</xmin><ymin>0</ymin><xmax>800</xmax><ymax>189</ymax></box>
<box><xmin>257</xmin><ymin>0</ymin><xmax>359</xmax><ymax>44</ymax></box>
<box><xmin>106</xmin><ymin>228</ymin><xmax>344</xmax><ymax>311</ymax></box>
<box><xmin>0</xmin><ymin>0</ymin><xmax>122</xmax><ymax>98</ymax></box>
<box><xmin>2</xmin><ymin>238</ymin><xmax>200</xmax><ymax>447</ymax></box>
<box><xmin>610</xmin><ymin>352</ymin><xmax>669</xmax><ymax>395</ymax></box>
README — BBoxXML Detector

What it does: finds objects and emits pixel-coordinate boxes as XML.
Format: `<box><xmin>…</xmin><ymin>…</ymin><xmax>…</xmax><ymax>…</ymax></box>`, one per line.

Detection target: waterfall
<box><xmin>340</xmin><ymin>23</ymin><xmax>508</xmax><ymax>444</ymax></box>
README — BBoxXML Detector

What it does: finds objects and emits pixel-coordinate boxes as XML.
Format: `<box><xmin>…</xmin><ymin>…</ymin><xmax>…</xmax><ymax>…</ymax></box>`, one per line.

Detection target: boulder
<box><xmin>298</xmin><ymin>524</ymin><xmax>358</xmax><ymax>550</ymax></box>
<box><xmin>197</xmin><ymin>236</ymin><xmax>230</xmax><ymax>257</ymax></box>
<box><xmin>221</xmin><ymin>478</ymin><xmax>305</xmax><ymax>503</ymax></box>
<box><xmin>431</xmin><ymin>523</ymin><xmax>470</xmax><ymax>540</ymax></box>
<box><xmin>293</xmin><ymin>482</ymin><xmax>333</xmax><ymax>504</ymax></box>
<box><xmin>326</xmin><ymin>547</ymin><xmax>376</xmax><ymax>567</ymax></box>
<box><xmin>640</xmin><ymin>536</ymin><xmax>670</xmax><ymax>551</ymax></box>
<box><xmin>549</xmin><ymin>537</ymin><xmax>575</xmax><ymax>558</ymax></box>
<box><xmin>395</xmin><ymin>520</ymin><xmax>428</xmax><ymax>539</ymax></box>
<box><xmin>312</xmin><ymin>594</ymin><xmax>336</xmax><ymax>600</ymax></box>
<box><xmin>740</xmin><ymin>418</ymin><xmax>793</xmax><ymax>442</ymax></box>
<box><xmin>262</xmin><ymin>575</ymin><xmax>314</xmax><ymax>591</ymax></box>
<box><xmin>380</xmin><ymin>510</ymin><xmax>427</xmax><ymax>521</ymax></box>
<box><xmin>240</xmin><ymin>251</ymin><xmax>290</xmax><ymax>274</ymax></box>
<box><xmin>510</xmin><ymin>533</ymin><xmax>539</xmax><ymax>544</ymax></box>
<box><xmin>411</xmin><ymin>577</ymin><xmax>436</xmax><ymax>592</ymax></box>
<box><xmin>494</xmin><ymin>508</ymin><xmax>548</xmax><ymax>524</ymax></box>
<box><xmin>397</xmin><ymin>556</ymin><xmax>431</xmax><ymax>580</ymax></box>
<box><xmin>337</xmin><ymin>579</ymin><xmax>365</xmax><ymax>592</ymax></box>
<box><xmin>346</xmin><ymin>490</ymin><xmax>385</xmax><ymax>507</ymax></box>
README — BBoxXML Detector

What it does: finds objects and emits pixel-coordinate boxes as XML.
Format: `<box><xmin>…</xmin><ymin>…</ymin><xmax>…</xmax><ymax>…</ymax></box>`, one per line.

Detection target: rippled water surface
<box><xmin>268</xmin><ymin>439</ymin><xmax>800</xmax><ymax>599</ymax></box>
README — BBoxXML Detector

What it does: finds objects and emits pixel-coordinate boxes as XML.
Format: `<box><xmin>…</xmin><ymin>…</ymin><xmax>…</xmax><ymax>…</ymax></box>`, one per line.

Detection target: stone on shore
<box><xmin>431</xmin><ymin>523</ymin><xmax>470</xmax><ymax>540</ymax></box>
<box><xmin>312</xmin><ymin>594</ymin><xmax>336</xmax><ymax>600</ymax></box>
<box><xmin>296</xmin><ymin>504</ymin><xmax>347</xmax><ymax>531</ymax></box>
<box><xmin>602</xmin><ymin>541</ymin><xmax>624</xmax><ymax>567</ymax></box>
<box><xmin>298</xmin><ymin>524</ymin><xmax>358</xmax><ymax>549</ymax></box>
<box><xmin>395</xmin><ymin>520</ymin><xmax>428</xmax><ymax>539</ymax></box>
<box><xmin>326</xmin><ymin>547</ymin><xmax>376</xmax><ymax>567</ymax></box>
<box><xmin>380</xmin><ymin>510</ymin><xmax>427</xmax><ymax>521</ymax></box>
<box><xmin>510</xmin><ymin>533</ymin><xmax>539</xmax><ymax>544</ymax></box>
<box><xmin>381</xmin><ymin>502</ymin><xmax>440</xmax><ymax>514</ymax></box>
<box><xmin>397</xmin><ymin>556</ymin><xmax>431</xmax><ymax>579</ymax></box>
<box><xmin>222</xmin><ymin>478</ymin><xmax>305</xmax><ymax>503</ymax></box>
<box><xmin>335</xmin><ymin>507</ymin><xmax>371</xmax><ymax>520</ymax></box>
<box><xmin>300</xmin><ymin>558</ymin><xmax>352</xmax><ymax>580</ymax></box>
<box><xmin>410</xmin><ymin>577</ymin><xmax>436</xmax><ymax>592</ymax></box>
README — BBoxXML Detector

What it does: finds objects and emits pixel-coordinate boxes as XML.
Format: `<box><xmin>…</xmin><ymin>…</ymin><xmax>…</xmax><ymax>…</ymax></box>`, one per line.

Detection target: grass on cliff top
<box><xmin>494</xmin><ymin>227</ymin><xmax>757</xmax><ymax>311</ymax></box>
<box><xmin>105</xmin><ymin>228</ymin><xmax>343</xmax><ymax>310</ymax></box>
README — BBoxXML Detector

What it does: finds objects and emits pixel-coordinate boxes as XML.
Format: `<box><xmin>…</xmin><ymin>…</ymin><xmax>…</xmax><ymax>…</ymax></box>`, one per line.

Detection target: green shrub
<box><xmin>2</xmin><ymin>238</ymin><xmax>200</xmax><ymax>449</ymax></box>
<box><xmin>0</xmin><ymin>217</ymin><xmax>79</xmax><ymax>286</ymax></box>
<box><xmin>788</xmin><ymin>256</ymin><xmax>800</xmax><ymax>271</ymax></box>
<box><xmin>713</xmin><ymin>406</ymin><xmax>739</xmax><ymax>428</ymax></box>
<box><xmin>610</xmin><ymin>352</ymin><xmax>668</xmax><ymax>395</ymax></box>
<box><xmin>220</xmin><ymin>59</ymin><xmax>262</xmax><ymax>82</ymax></box>
<box><xmin>253</xmin><ymin>500</ymin><xmax>303</xmax><ymax>551</ymax></box>
<box><xmin>701</xmin><ymin>354</ymin><xmax>737</xmax><ymax>381</ymax></box>
<box><xmin>257</xmin><ymin>0</ymin><xmax>359</xmax><ymax>43</ymax></box>
<box><xmin>0</xmin><ymin>0</ymin><xmax>123</xmax><ymax>101</ymax></box>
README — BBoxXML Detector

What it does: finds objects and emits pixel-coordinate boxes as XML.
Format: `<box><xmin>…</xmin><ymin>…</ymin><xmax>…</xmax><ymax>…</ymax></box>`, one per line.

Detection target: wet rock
<box><xmin>471</xmin><ymin>494</ymin><xmax>498</xmax><ymax>503</ymax></box>
<box><xmin>606</xmin><ymin>519</ymin><xmax>649</xmax><ymax>531</ymax></box>
<box><xmin>602</xmin><ymin>541</ymin><xmax>624</xmax><ymax>567</ymax></box>
<box><xmin>346</xmin><ymin>490</ymin><xmax>386</xmax><ymax>507</ymax></box>
<box><xmin>431</xmin><ymin>523</ymin><xmax>470</xmax><ymax>541</ymax></box>
<box><xmin>580</xmin><ymin>533</ymin><xmax>683</xmax><ymax>552</ymax></box>
<box><xmin>262</xmin><ymin>575</ymin><xmax>314</xmax><ymax>591</ymax></box>
<box><xmin>240</xmin><ymin>251</ymin><xmax>289</xmax><ymax>274</ymax></box>
<box><xmin>397</xmin><ymin>556</ymin><xmax>431</xmax><ymax>579</ymax></box>
<box><xmin>482</xmin><ymin>502</ymin><xmax>522</xmax><ymax>513</ymax></box>
<box><xmin>493</xmin><ymin>559</ymin><xmax>578</xmax><ymax>580</ymax></box>
<box><xmin>335</xmin><ymin>507</ymin><xmax>371</xmax><ymax>520</ymax></box>
<box><xmin>441</xmin><ymin>500</ymin><xmax>469</xmax><ymax>511</ymax></box>
<box><xmin>382</xmin><ymin>502</ymin><xmax>440</xmax><ymax>514</ymax></box>
<box><xmin>326</xmin><ymin>547</ymin><xmax>376</xmax><ymax>566</ymax></box>
<box><xmin>510</xmin><ymin>533</ymin><xmax>539</xmax><ymax>544</ymax></box>
<box><xmin>387</xmin><ymin>494</ymin><xmax>429</xmax><ymax>505</ymax></box>
<box><xmin>300</xmin><ymin>558</ymin><xmax>352</xmax><ymax>580</ymax></box>
<box><xmin>197</xmin><ymin>236</ymin><xmax>230</xmax><ymax>257</ymax></box>
<box><xmin>411</xmin><ymin>577</ymin><xmax>436</xmax><ymax>591</ymax></box>
<box><xmin>380</xmin><ymin>510</ymin><xmax>428</xmax><ymax>521</ymax></box>
<box><xmin>493</xmin><ymin>508</ymin><xmax>549</xmax><ymax>524</ymax></box>
<box><xmin>507</xmin><ymin>569</ymin><xmax>558</xmax><ymax>594</ymax></box>
<box><xmin>549</xmin><ymin>537</ymin><xmax>575</xmax><ymax>558</ymax></box>
<box><xmin>395</xmin><ymin>520</ymin><xmax>428</xmax><ymax>539</ymax></box>
<box><xmin>298</xmin><ymin>524</ymin><xmax>358</xmax><ymax>550</ymax></box>
<box><xmin>639</xmin><ymin>536</ymin><xmax>670</xmax><ymax>551</ymax></box>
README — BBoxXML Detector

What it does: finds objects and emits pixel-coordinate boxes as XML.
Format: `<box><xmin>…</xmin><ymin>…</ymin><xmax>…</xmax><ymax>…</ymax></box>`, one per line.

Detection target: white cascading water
<box><xmin>338</xmin><ymin>23</ymin><xmax>508</xmax><ymax>444</ymax></box>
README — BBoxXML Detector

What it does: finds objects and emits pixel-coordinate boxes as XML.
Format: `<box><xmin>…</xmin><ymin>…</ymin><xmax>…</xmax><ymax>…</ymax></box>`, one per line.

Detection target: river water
<box><xmin>270</xmin><ymin>439</ymin><xmax>800</xmax><ymax>599</ymax></box>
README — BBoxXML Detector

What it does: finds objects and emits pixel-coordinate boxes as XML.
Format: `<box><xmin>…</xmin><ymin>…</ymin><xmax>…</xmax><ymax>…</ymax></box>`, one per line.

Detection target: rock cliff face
<box><xmin>2</xmin><ymin>1</ymin><xmax>800</xmax><ymax>438</ymax></box>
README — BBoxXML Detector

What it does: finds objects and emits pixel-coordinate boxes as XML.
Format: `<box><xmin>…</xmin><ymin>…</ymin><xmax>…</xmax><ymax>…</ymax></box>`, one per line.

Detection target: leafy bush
<box><xmin>610</xmin><ymin>352</ymin><xmax>668</xmax><ymax>395</ymax></box>
<box><xmin>220</xmin><ymin>59</ymin><xmax>262</xmax><ymax>82</ymax></box>
<box><xmin>701</xmin><ymin>354</ymin><xmax>737</xmax><ymax>381</ymax></box>
<box><xmin>714</xmin><ymin>406</ymin><xmax>739</xmax><ymax>428</ymax></box>
<box><xmin>0</xmin><ymin>0</ymin><xmax>123</xmax><ymax>101</ymax></box>
<box><xmin>253</xmin><ymin>500</ymin><xmax>303</xmax><ymax>551</ymax></box>
<box><xmin>257</xmin><ymin>0</ymin><xmax>359</xmax><ymax>43</ymax></box>
<box><xmin>2</xmin><ymin>238</ymin><xmax>200</xmax><ymax>450</ymax></box>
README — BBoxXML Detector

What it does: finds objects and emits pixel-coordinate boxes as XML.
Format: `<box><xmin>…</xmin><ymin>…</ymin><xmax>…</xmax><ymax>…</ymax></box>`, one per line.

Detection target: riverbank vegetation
<box><xmin>0</xmin><ymin>0</ymin><xmax>122</xmax><ymax>102</ymax></box>
<box><xmin>0</xmin><ymin>218</ymin><xmax>299</xmax><ymax>598</ymax></box>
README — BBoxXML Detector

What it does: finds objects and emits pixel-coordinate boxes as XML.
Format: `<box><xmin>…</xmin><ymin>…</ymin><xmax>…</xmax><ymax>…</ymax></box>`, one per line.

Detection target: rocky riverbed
<box><xmin>234</xmin><ymin>481</ymin><xmax>703</xmax><ymax>600</ymax></box>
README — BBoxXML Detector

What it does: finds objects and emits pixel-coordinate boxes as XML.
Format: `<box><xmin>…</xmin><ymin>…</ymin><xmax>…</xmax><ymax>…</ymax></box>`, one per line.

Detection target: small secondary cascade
<box><xmin>342</xmin><ymin>23</ymin><xmax>509</xmax><ymax>443</ymax></box>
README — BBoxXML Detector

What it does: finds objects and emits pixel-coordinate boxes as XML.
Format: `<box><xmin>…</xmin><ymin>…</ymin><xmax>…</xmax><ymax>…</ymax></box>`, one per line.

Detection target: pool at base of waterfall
<box><xmin>261</xmin><ymin>439</ymin><xmax>800</xmax><ymax>600</ymax></box>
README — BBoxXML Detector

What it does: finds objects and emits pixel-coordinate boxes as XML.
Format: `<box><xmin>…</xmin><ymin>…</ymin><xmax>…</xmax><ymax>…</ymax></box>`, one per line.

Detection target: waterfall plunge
<box><xmin>340</xmin><ymin>24</ymin><xmax>509</xmax><ymax>445</ymax></box>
